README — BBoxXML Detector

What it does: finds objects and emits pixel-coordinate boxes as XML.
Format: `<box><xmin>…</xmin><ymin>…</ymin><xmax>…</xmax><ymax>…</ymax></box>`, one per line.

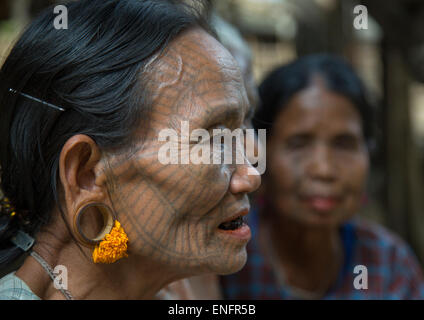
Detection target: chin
<box><xmin>294</xmin><ymin>210</ymin><xmax>353</xmax><ymax>228</ymax></box>
<box><xmin>209</xmin><ymin>247</ymin><xmax>248</xmax><ymax>275</ymax></box>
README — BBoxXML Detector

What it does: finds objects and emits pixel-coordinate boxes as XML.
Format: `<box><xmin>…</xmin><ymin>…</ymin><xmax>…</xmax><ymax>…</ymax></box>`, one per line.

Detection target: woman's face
<box><xmin>104</xmin><ymin>29</ymin><xmax>260</xmax><ymax>276</ymax></box>
<box><xmin>266</xmin><ymin>78</ymin><xmax>369</xmax><ymax>227</ymax></box>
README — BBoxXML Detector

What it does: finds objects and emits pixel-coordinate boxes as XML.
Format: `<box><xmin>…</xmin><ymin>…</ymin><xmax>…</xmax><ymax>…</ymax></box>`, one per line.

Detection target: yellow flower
<box><xmin>92</xmin><ymin>221</ymin><xmax>129</xmax><ymax>264</ymax></box>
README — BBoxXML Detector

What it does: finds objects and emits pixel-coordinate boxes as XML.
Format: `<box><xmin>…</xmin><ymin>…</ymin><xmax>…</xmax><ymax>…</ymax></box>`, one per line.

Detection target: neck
<box><xmin>15</xmin><ymin>227</ymin><xmax>177</xmax><ymax>300</ymax></box>
<box><xmin>260</xmin><ymin>210</ymin><xmax>344</xmax><ymax>297</ymax></box>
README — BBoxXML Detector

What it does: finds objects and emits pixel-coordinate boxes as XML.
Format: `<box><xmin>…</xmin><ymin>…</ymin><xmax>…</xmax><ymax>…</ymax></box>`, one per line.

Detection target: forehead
<box><xmin>274</xmin><ymin>83</ymin><xmax>363</xmax><ymax>136</ymax></box>
<box><xmin>146</xmin><ymin>28</ymin><xmax>249</xmax><ymax>128</ymax></box>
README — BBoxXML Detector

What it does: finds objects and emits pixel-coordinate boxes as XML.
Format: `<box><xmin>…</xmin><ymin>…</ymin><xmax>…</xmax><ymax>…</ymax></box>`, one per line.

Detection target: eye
<box><xmin>209</xmin><ymin>130</ymin><xmax>226</xmax><ymax>152</ymax></box>
<box><xmin>240</xmin><ymin>124</ymin><xmax>248</xmax><ymax>136</ymax></box>
<box><xmin>332</xmin><ymin>134</ymin><xmax>359</xmax><ymax>150</ymax></box>
<box><xmin>243</xmin><ymin>106</ymin><xmax>255</xmax><ymax>129</ymax></box>
<box><xmin>285</xmin><ymin>134</ymin><xmax>311</xmax><ymax>150</ymax></box>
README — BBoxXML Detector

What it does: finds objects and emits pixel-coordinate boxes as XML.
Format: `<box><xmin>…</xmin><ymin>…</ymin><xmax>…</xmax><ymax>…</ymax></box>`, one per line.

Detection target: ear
<box><xmin>58</xmin><ymin>134</ymin><xmax>106</xmax><ymax>217</ymax></box>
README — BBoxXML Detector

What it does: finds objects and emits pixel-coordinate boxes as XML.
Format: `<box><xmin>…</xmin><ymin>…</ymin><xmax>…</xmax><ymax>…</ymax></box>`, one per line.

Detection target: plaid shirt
<box><xmin>220</xmin><ymin>213</ymin><xmax>424</xmax><ymax>300</ymax></box>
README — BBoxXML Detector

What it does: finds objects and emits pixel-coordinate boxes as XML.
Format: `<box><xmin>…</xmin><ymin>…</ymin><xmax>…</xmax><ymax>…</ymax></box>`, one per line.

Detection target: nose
<box><xmin>229</xmin><ymin>162</ymin><xmax>261</xmax><ymax>195</ymax></box>
<box><xmin>306</xmin><ymin>144</ymin><xmax>336</xmax><ymax>182</ymax></box>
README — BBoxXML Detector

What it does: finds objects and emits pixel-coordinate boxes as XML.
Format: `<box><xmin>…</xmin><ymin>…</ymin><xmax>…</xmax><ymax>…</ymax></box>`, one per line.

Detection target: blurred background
<box><xmin>1</xmin><ymin>0</ymin><xmax>424</xmax><ymax>264</ymax></box>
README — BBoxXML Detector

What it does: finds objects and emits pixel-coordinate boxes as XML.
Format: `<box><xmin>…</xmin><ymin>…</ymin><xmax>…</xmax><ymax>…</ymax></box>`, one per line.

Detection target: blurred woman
<box><xmin>220</xmin><ymin>54</ymin><xmax>424</xmax><ymax>299</ymax></box>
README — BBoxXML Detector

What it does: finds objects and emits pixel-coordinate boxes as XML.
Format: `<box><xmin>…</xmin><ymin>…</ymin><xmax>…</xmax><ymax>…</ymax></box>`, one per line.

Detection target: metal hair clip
<box><xmin>8</xmin><ymin>88</ymin><xmax>65</xmax><ymax>112</ymax></box>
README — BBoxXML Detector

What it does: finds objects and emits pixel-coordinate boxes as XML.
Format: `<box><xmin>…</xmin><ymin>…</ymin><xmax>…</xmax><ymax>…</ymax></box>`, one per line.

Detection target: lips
<box><xmin>302</xmin><ymin>196</ymin><xmax>340</xmax><ymax>212</ymax></box>
<box><xmin>218</xmin><ymin>208</ymin><xmax>249</xmax><ymax>231</ymax></box>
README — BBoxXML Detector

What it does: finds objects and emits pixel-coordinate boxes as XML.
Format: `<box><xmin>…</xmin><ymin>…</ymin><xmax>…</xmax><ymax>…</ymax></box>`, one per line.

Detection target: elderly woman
<box><xmin>220</xmin><ymin>54</ymin><xmax>424</xmax><ymax>299</ymax></box>
<box><xmin>0</xmin><ymin>0</ymin><xmax>260</xmax><ymax>300</ymax></box>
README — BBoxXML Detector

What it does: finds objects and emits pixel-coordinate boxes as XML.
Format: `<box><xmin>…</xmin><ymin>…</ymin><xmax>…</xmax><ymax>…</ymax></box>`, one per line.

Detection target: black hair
<box><xmin>253</xmin><ymin>54</ymin><xmax>375</xmax><ymax>143</ymax></box>
<box><xmin>0</xmin><ymin>0</ymin><xmax>208</xmax><ymax>271</ymax></box>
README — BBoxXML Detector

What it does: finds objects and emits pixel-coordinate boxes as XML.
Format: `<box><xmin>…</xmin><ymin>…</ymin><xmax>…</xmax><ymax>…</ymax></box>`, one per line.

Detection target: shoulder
<box><xmin>0</xmin><ymin>272</ymin><xmax>40</xmax><ymax>300</ymax></box>
<box><xmin>348</xmin><ymin>218</ymin><xmax>424</xmax><ymax>298</ymax></box>
<box><xmin>351</xmin><ymin>218</ymin><xmax>418</xmax><ymax>261</ymax></box>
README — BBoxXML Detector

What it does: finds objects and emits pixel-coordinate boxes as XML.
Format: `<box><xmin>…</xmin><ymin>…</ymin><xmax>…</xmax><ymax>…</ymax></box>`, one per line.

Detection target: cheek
<box><xmin>142</xmin><ymin>144</ymin><xmax>232</xmax><ymax>213</ymax></box>
<box><xmin>106</xmin><ymin>151</ymin><xmax>232</xmax><ymax>256</ymax></box>
<box><xmin>267</xmin><ymin>149</ymin><xmax>301</xmax><ymax>193</ymax></box>
<box><xmin>190</xmin><ymin>164</ymin><xmax>231</xmax><ymax>205</ymax></box>
<box><xmin>265</xmin><ymin>151</ymin><xmax>303</xmax><ymax>216</ymax></box>
<box><xmin>343</xmin><ymin>154</ymin><xmax>369</xmax><ymax>196</ymax></box>
<box><xmin>335</xmin><ymin>154</ymin><xmax>369</xmax><ymax>220</ymax></box>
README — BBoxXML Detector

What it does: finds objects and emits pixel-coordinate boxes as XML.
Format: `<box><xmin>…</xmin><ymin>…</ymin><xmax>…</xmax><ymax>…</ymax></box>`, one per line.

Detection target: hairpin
<box><xmin>8</xmin><ymin>88</ymin><xmax>65</xmax><ymax>112</ymax></box>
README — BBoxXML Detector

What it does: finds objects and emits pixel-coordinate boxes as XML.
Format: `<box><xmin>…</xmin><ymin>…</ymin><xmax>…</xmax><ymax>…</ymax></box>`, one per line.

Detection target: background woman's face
<box><xmin>103</xmin><ymin>29</ymin><xmax>260</xmax><ymax>276</ymax></box>
<box><xmin>266</xmin><ymin>78</ymin><xmax>369</xmax><ymax>227</ymax></box>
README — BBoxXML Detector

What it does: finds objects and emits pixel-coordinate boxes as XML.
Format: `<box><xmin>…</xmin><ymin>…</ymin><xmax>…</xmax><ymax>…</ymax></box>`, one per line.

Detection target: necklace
<box><xmin>11</xmin><ymin>230</ymin><xmax>74</xmax><ymax>300</ymax></box>
<box><xmin>30</xmin><ymin>251</ymin><xmax>74</xmax><ymax>300</ymax></box>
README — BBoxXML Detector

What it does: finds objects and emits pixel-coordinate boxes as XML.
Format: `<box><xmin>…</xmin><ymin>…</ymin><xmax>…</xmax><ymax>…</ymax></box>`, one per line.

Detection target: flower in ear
<box><xmin>92</xmin><ymin>221</ymin><xmax>128</xmax><ymax>264</ymax></box>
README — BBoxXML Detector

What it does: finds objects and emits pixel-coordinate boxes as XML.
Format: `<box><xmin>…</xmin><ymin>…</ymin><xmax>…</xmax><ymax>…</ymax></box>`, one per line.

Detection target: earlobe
<box><xmin>72</xmin><ymin>202</ymin><xmax>129</xmax><ymax>264</ymax></box>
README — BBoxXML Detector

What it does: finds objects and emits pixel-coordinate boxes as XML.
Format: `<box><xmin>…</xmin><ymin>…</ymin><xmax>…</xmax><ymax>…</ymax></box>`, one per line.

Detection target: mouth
<box><xmin>218</xmin><ymin>215</ymin><xmax>245</xmax><ymax>231</ymax></box>
<box><xmin>301</xmin><ymin>195</ymin><xmax>341</xmax><ymax>212</ymax></box>
<box><xmin>217</xmin><ymin>208</ymin><xmax>251</xmax><ymax>241</ymax></box>
<box><xmin>218</xmin><ymin>208</ymin><xmax>249</xmax><ymax>230</ymax></box>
